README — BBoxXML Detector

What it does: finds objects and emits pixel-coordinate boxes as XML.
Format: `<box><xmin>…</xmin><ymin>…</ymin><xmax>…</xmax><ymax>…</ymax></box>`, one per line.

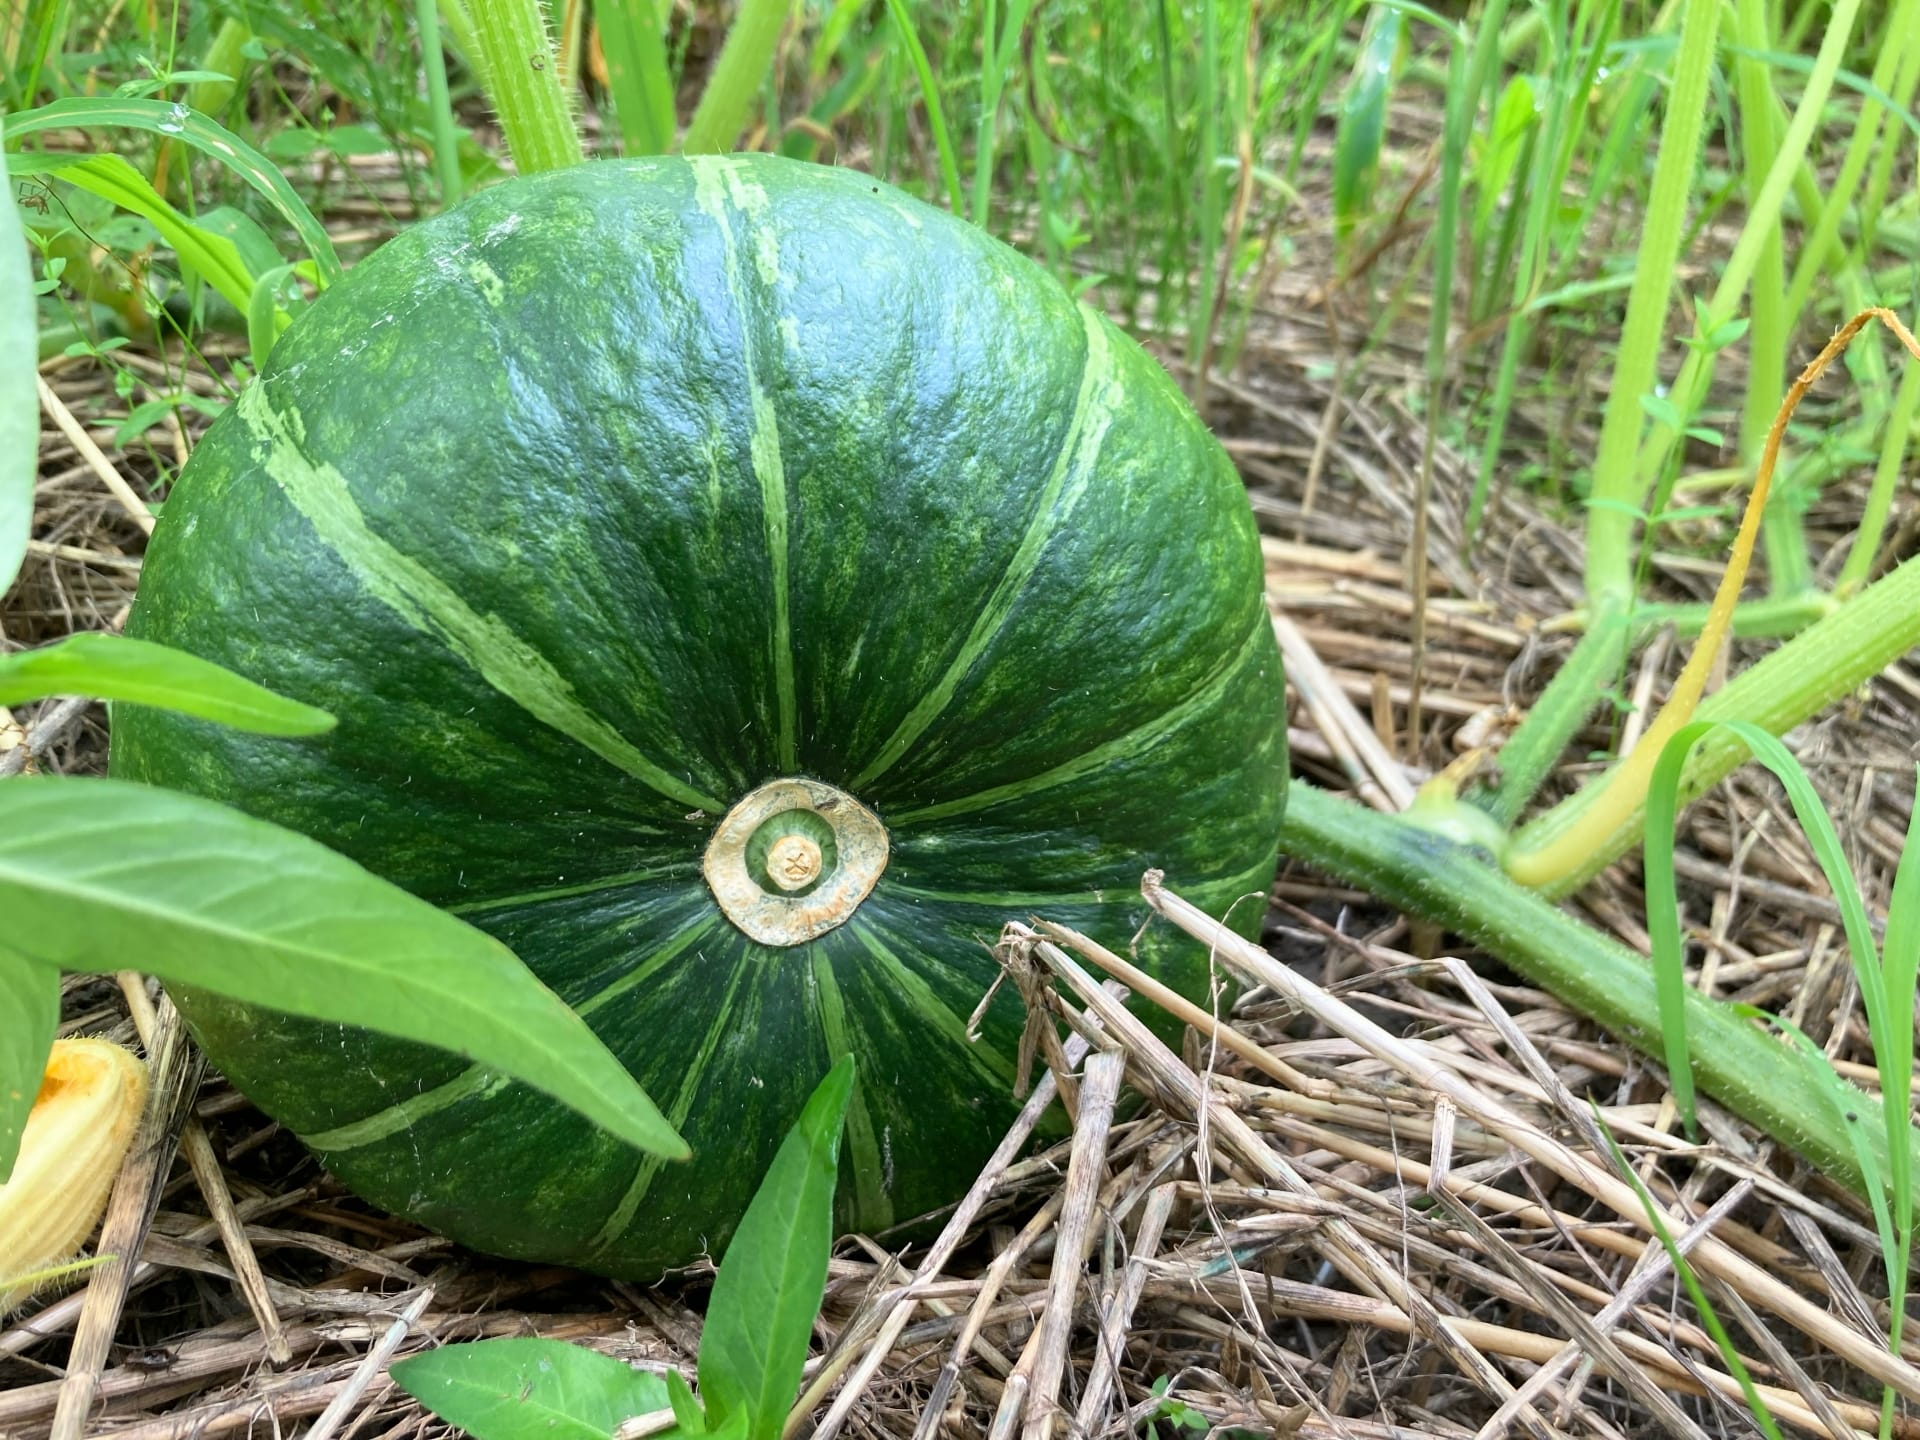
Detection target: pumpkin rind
<box><xmin>111</xmin><ymin>155</ymin><xmax>1287</xmax><ymax>1276</ymax></box>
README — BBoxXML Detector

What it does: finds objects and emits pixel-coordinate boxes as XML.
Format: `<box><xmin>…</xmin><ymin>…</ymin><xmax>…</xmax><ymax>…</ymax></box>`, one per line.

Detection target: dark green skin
<box><xmin>113</xmin><ymin>156</ymin><xmax>1287</xmax><ymax>1277</ymax></box>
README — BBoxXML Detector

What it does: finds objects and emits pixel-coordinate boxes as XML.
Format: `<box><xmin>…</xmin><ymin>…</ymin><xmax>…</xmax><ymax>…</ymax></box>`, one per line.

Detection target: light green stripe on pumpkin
<box><xmin>889</xmin><ymin>608</ymin><xmax>1274</xmax><ymax>827</ymax></box>
<box><xmin>850</xmin><ymin>310</ymin><xmax>1118</xmax><ymax>791</ymax></box>
<box><xmin>883</xmin><ymin>884</ymin><xmax>1113</xmax><ymax>910</ymax></box>
<box><xmin>301</xmin><ymin>908</ymin><xmax>718</xmax><ymax>1152</ymax></box>
<box><xmin>446</xmin><ymin>863</ymin><xmax>687</xmax><ymax>916</ymax></box>
<box><xmin>810</xmin><ymin>948</ymin><xmax>893</xmax><ymax>1231</ymax></box>
<box><xmin>690</xmin><ymin>154</ymin><xmax>797</xmax><ymax>772</ymax></box>
<box><xmin>586</xmin><ymin>939</ymin><xmax>754</xmax><ymax>1260</ymax></box>
<box><xmin>235</xmin><ymin>382</ymin><xmax>725</xmax><ymax>815</ymax></box>
<box><xmin>302</xmin><ymin>1062</ymin><xmax>507</xmax><ymax>1152</ymax></box>
<box><xmin>848</xmin><ymin>920</ymin><xmax>1017</xmax><ymax>1091</ymax></box>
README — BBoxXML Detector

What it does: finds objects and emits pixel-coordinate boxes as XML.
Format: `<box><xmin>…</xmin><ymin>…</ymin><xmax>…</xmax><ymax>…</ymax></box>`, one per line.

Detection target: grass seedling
<box><xmin>1594</xmin><ymin>1111</ymin><xmax>1786</xmax><ymax>1440</ymax></box>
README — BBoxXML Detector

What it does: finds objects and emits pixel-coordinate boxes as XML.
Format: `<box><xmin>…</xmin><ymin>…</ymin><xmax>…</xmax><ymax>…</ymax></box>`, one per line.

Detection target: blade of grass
<box><xmin>1876</xmin><ymin>772</ymin><xmax>1920</xmax><ymax>1435</ymax></box>
<box><xmin>1644</xmin><ymin>720</ymin><xmax>1886</xmax><ymax>1133</ymax></box>
<box><xmin>598</xmin><ymin>0</ymin><xmax>676</xmax><ymax>155</ymax></box>
<box><xmin>1582</xmin><ymin>0</ymin><xmax>1720</xmax><ymax>609</ymax></box>
<box><xmin>879</xmin><ymin>0</ymin><xmax>962</xmax><ymax>213</ymax></box>
<box><xmin>417</xmin><ymin>0</ymin><xmax>462</xmax><ymax>205</ymax></box>
<box><xmin>15</xmin><ymin>152</ymin><xmax>257</xmax><ymax>315</ymax></box>
<box><xmin>1628</xmin><ymin>0</ymin><xmax>1866</xmax><ymax>516</ymax></box>
<box><xmin>969</xmin><ymin>0</ymin><xmax>1036</xmax><ymax>232</ymax></box>
<box><xmin>3</xmin><ymin>96</ymin><xmax>341</xmax><ymax>284</ymax></box>
<box><xmin>1593</xmin><ymin>1113</ymin><xmax>1787</xmax><ymax>1440</ymax></box>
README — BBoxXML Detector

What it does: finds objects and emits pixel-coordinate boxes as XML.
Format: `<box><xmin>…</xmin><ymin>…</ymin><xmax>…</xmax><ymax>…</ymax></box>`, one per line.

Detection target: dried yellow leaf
<box><xmin>0</xmin><ymin>1038</ymin><xmax>148</xmax><ymax>1313</ymax></box>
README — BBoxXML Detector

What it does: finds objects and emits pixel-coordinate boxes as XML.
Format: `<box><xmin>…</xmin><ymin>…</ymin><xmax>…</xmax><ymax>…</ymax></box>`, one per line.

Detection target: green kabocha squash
<box><xmin>112</xmin><ymin>156</ymin><xmax>1287</xmax><ymax>1277</ymax></box>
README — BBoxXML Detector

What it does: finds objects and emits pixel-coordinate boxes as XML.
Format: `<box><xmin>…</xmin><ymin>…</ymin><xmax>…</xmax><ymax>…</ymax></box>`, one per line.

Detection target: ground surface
<box><xmin>4</xmin><ymin>136</ymin><xmax>1920</xmax><ymax>1440</ymax></box>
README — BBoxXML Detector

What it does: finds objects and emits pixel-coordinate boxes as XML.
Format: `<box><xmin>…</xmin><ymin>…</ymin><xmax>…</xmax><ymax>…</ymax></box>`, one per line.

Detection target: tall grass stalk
<box><xmin>1412</xmin><ymin>0</ymin><xmax>1507</xmax><ymax>727</ymax></box>
<box><xmin>966</xmin><ymin>0</ymin><xmax>1035</xmax><ymax>231</ymax></box>
<box><xmin>1465</xmin><ymin>0</ymin><xmax>1616</xmax><ymax>540</ymax></box>
<box><xmin>1187</xmin><ymin>0</ymin><xmax>1223</xmax><ymax>408</ymax></box>
<box><xmin>1838</xmin><ymin>360</ymin><xmax>1920</xmax><ymax>594</ymax></box>
<box><xmin>880</xmin><ymin>0</ymin><xmax>962</xmax><ymax>213</ymax></box>
<box><xmin>1730</xmin><ymin>0</ymin><xmax>1803</xmax><ymax>596</ymax></box>
<box><xmin>1780</xmin><ymin>0</ymin><xmax>1918</xmax><ymax>325</ymax></box>
<box><xmin>597</xmin><ymin>0</ymin><xmax>676</xmax><ymax>156</ymax></box>
<box><xmin>416</xmin><ymin>0</ymin><xmax>461</xmax><ymax>206</ymax></box>
<box><xmin>1580</xmin><ymin>0</ymin><xmax>1719</xmax><ymax>609</ymax></box>
<box><xmin>1629</xmin><ymin>0</ymin><xmax>1864</xmax><ymax>511</ymax></box>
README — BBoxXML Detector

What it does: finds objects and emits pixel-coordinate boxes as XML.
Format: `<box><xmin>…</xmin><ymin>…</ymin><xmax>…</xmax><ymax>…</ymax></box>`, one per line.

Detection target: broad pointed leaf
<box><xmin>391</xmin><ymin>1337</ymin><xmax>670</xmax><ymax>1440</ymax></box>
<box><xmin>0</xmin><ymin>633</ymin><xmax>334</xmax><ymax>736</ymax></box>
<box><xmin>699</xmin><ymin>1055</ymin><xmax>854</xmax><ymax>1440</ymax></box>
<box><xmin>0</xmin><ymin>777</ymin><xmax>687</xmax><ymax>1161</ymax></box>
<box><xmin>0</xmin><ymin>949</ymin><xmax>59</xmax><ymax>1182</ymax></box>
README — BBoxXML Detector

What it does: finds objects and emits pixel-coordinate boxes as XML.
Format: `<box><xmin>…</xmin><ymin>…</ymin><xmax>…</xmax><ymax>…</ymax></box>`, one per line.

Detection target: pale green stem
<box><xmin>880</xmin><ymin>0</ymin><xmax>963</xmax><ymax>212</ymax></box>
<box><xmin>1512</xmin><ymin>555</ymin><xmax>1920</xmax><ymax>895</ymax></box>
<box><xmin>1731</xmin><ymin>0</ymin><xmax>1803</xmax><ymax>597</ymax></box>
<box><xmin>970</xmin><ymin>0</ymin><xmax>999</xmax><ymax>230</ymax></box>
<box><xmin>1780</xmin><ymin>0</ymin><xmax>1917</xmax><ymax>324</ymax></box>
<box><xmin>468</xmin><ymin>0</ymin><xmax>581</xmax><ymax>174</ymax></box>
<box><xmin>1581</xmin><ymin>0</ymin><xmax>1719</xmax><ymax>608</ymax></box>
<box><xmin>1837</xmin><ymin>360</ymin><xmax>1920</xmax><ymax>595</ymax></box>
<box><xmin>1189</xmin><ymin>0</ymin><xmax>1221</xmax><ymax>401</ymax></box>
<box><xmin>1480</xmin><ymin>596</ymin><xmax>1631</xmax><ymax>824</ymax></box>
<box><xmin>417</xmin><ymin>0</ymin><xmax>462</xmax><ymax>207</ymax></box>
<box><xmin>438</xmin><ymin>0</ymin><xmax>485</xmax><ymax>86</ymax></box>
<box><xmin>682</xmin><ymin>0</ymin><xmax>788</xmax><ymax>154</ymax></box>
<box><xmin>1854</xmin><ymin>10</ymin><xmax>1920</xmax><ymax>261</ymax></box>
<box><xmin>1628</xmin><ymin>0</ymin><xmax>1865</xmax><ymax>507</ymax></box>
<box><xmin>1282</xmin><ymin>782</ymin><xmax>1919</xmax><ymax>1201</ymax></box>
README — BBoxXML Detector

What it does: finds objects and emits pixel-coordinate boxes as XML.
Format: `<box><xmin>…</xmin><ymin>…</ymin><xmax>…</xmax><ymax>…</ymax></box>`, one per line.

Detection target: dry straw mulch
<box><xmin>5</xmin><ymin>155</ymin><xmax>1920</xmax><ymax>1440</ymax></box>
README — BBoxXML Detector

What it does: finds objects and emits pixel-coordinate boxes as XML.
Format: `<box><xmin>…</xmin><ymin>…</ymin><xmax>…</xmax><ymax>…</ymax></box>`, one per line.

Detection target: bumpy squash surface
<box><xmin>113</xmin><ymin>156</ymin><xmax>1287</xmax><ymax>1275</ymax></box>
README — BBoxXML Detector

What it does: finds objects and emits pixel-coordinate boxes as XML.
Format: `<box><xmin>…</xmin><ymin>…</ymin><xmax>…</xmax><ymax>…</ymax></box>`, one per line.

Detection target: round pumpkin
<box><xmin>112</xmin><ymin>155</ymin><xmax>1287</xmax><ymax>1276</ymax></box>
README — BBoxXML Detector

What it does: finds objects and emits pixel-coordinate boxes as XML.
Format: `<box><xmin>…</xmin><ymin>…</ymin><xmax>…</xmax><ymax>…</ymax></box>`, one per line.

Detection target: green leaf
<box><xmin>391</xmin><ymin>1337</ymin><xmax>671</xmax><ymax>1440</ymax></box>
<box><xmin>1332</xmin><ymin>7</ymin><xmax>1402</xmax><ymax>250</ymax></box>
<box><xmin>666</xmin><ymin>1368</ymin><xmax>706</xmax><ymax>1434</ymax></box>
<box><xmin>0</xmin><ymin>948</ymin><xmax>59</xmax><ymax>1183</ymax></box>
<box><xmin>0</xmin><ymin>633</ymin><xmax>335</xmax><ymax>736</ymax></box>
<box><xmin>1473</xmin><ymin>73</ymin><xmax>1536</xmax><ymax>238</ymax></box>
<box><xmin>0</xmin><ymin>118</ymin><xmax>36</xmax><ymax>597</ymax></box>
<box><xmin>699</xmin><ymin>1055</ymin><xmax>855</xmax><ymax>1440</ymax></box>
<box><xmin>1646</xmin><ymin>720</ymin><xmax>1885</xmax><ymax>1136</ymax></box>
<box><xmin>13</xmin><ymin>153</ymin><xmax>256</xmax><ymax>314</ymax></box>
<box><xmin>0</xmin><ymin>776</ymin><xmax>689</xmax><ymax>1162</ymax></box>
<box><xmin>598</xmin><ymin>0</ymin><xmax>676</xmax><ymax>155</ymax></box>
<box><xmin>3</xmin><ymin>97</ymin><xmax>342</xmax><ymax>285</ymax></box>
